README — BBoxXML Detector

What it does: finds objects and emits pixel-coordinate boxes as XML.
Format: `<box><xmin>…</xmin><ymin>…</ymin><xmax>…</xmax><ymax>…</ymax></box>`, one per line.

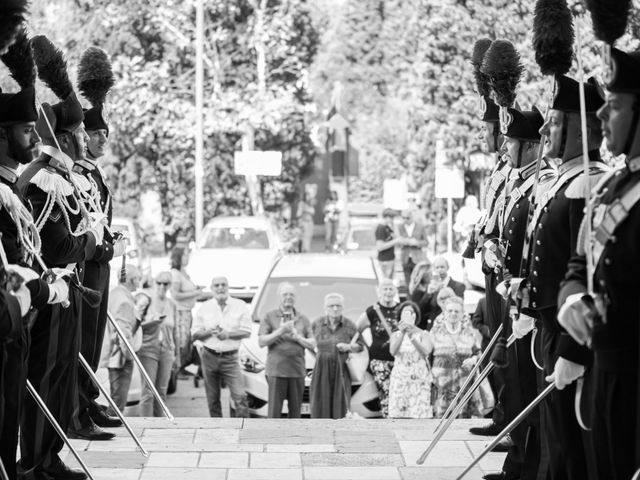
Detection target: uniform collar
<box><xmin>627</xmin><ymin>156</ymin><xmax>640</xmax><ymax>173</ymax></box>
<box><xmin>74</xmin><ymin>158</ymin><xmax>97</xmax><ymax>172</ymax></box>
<box><xmin>558</xmin><ymin>151</ymin><xmax>602</xmax><ymax>176</ymax></box>
<box><xmin>0</xmin><ymin>164</ymin><xmax>18</xmax><ymax>184</ymax></box>
<box><xmin>517</xmin><ymin>161</ymin><xmax>537</xmax><ymax>180</ymax></box>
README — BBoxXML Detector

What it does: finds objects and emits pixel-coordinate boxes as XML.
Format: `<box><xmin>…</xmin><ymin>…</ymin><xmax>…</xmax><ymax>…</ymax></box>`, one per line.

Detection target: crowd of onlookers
<box><xmin>104</xmin><ymin>234</ymin><xmax>496</xmax><ymax>420</ymax></box>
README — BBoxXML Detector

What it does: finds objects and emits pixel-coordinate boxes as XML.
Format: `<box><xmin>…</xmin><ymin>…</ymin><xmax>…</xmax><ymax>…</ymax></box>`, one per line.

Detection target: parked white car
<box><xmin>186</xmin><ymin>216</ymin><xmax>283</xmax><ymax>300</ymax></box>
<box><xmin>237</xmin><ymin>253</ymin><xmax>382</xmax><ymax>418</ymax></box>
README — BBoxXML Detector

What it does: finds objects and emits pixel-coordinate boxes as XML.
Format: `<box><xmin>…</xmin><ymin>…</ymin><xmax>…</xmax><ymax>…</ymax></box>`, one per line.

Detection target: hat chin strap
<box><xmin>623</xmin><ymin>97</ymin><xmax>640</xmax><ymax>156</ymax></box>
<box><xmin>557</xmin><ymin>113</ymin><xmax>569</xmax><ymax>160</ymax></box>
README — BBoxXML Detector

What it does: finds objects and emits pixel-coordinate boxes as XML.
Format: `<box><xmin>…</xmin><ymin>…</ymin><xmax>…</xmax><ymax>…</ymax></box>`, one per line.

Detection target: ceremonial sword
<box><xmin>26</xmin><ymin>380</ymin><xmax>95</xmax><ymax>480</ymax></box>
<box><xmin>456</xmin><ymin>382</ymin><xmax>557</xmax><ymax>479</ymax></box>
<box><xmin>78</xmin><ymin>353</ymin><xmax>148</xmax><ymax>456</ymax></box>
<box><xmin>107</xmin><ymin>311</ymin><xmax>175</xmax><ymax>421</ymax></box>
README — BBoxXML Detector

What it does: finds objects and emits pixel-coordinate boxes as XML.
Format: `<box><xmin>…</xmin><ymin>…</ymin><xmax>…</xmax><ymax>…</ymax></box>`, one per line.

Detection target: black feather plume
<box><xmin>31</xmin><ymin>35</ymin><xmax>73</xmax><ymax>100</ymax></box>
<box><xmin>0</xmin><ymin>0</ymin><xmax>28</xmax><ymax>54</ymax></box>
<box><xmin>1</xmin><ymin>28</ymin><xmax>36</xmax><ymax>89</ymax></box>
<box><xmin>533</xmin><ymin>0</ymin><xmax>574</xmax><ymax>76</ymax></box>
<box><xmin>586</xmin><ymin>0</ymin><xmax>631</xmax><ymax>44</ymax></box>
<box><xmin>471</xmin><ymin>38</ymin><xmax>493</xmax><ymax>97</ymax></box>
<box><xmin>78</xmin><ymin>47</ymin><xmax>115</xmax><ymax>107</ymax></box>
<box><xmin>481</xmin><ymin>40</ymin><xmax>523</xmax><ymax>108</ymax></box>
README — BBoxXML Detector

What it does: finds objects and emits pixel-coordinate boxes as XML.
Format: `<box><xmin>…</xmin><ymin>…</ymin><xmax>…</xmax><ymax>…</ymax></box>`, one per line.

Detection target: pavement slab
<box><xmin>66</xmin><ymin>417</ymin><xmax>504</xmax><ymax>480</ymax></box>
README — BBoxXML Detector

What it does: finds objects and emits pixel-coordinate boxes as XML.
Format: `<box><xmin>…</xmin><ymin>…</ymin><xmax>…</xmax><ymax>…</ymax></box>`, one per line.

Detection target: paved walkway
<box><xmin>61</xmin><ymin>418</ymin><xmax>505</xmax><ymax>480</ymax></box>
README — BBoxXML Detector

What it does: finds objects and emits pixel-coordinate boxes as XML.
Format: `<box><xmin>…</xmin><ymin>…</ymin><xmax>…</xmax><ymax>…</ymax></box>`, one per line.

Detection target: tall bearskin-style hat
<box><xmin>0</xmin><ymin>28</ymin><xmax>37</xmax><ymax>125</ymax></box>
<box><xmin>481</xmin><ymin>40</ymin><xmax>523</xmax><ymax>134</ymax></box>
<box><xmin>78</xmin><ymin>47</ymin><xmax>114</xmax><ymax>134</ymax></box>
<box><xmin>504</xmin><ymin>107</ymin><xmax>544</xmax><ymax>142</ymax></box>
<box><xmin>31</xmin><ymin>35</ymin><xmax>84</xmax><ymax>139</ymax></box>
<box><xmin>0</xmin><ymin>0</ymin><xmax>29</xmax><ymax>55</ymax></box>
<box><xmin>471</xmin><ymin>38</ymin><xmax>499</xmax><ymax>123</ymax></box>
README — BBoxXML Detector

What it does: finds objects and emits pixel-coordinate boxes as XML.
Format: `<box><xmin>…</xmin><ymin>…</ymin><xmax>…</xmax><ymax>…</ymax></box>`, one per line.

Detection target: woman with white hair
<box><xmin>356</xmin><ymin>279</ymin><xmax>399</xmax><ymax>417</ymax></box>
<box><xmin>430</xmin><ymin>296</ymin><xmax>483</xmax><ymax>418</ymax></box>
<box><xmin>310</xmin><ymin>293</ymin><xmax>364</xmax><ymax>419</ymax></box>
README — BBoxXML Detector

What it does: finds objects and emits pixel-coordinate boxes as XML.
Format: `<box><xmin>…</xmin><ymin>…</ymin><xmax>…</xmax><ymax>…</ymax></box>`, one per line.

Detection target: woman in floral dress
<box><xmin>357</xmin><ymin>279</ymin><xmax>399</xmax><ymax>417</ymax></box>
<box><xmin>388</xmin><ymin>301</ymin><xmax>434</xmax><ymax>418</ymax></box>
<box><xmin>431</xmin><ymin>296</ymin><xmax>483</xmax><ymax>418</ymax></box>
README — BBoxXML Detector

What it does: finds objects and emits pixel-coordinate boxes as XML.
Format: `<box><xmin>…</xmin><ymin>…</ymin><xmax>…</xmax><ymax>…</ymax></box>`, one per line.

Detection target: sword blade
<box><xmin>78</xmin><ymin>353</ymin><xmax>148</xmax><ymax>456</ymax></box>
<box><xmin>456</xmin><ymin>382</ymin><xmax>556</xmax><ymax>480</ymax></box>
<box><xmin>107</xmin><ymin>311</ymin><xmax>175</xmax><ymax>421</ymax></box>
<box><xmin>26</xmin><ymin>380</ymin><xmax>95</xmax><ymax>480</ymax></box>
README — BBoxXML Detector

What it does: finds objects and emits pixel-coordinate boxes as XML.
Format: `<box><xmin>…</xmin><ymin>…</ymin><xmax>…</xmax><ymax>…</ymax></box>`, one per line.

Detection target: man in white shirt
<box><xmin>191</xmin><ymin>276</ymin><xmax>251</xmax><ymax>417</ymax></box>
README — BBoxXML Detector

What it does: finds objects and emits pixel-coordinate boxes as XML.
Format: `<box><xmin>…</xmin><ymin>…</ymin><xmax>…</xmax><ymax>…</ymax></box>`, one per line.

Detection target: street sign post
<box><xmin>434</xmin><ymin>140</ymin><xmax>465</xmax><ymax>254</ymax></box>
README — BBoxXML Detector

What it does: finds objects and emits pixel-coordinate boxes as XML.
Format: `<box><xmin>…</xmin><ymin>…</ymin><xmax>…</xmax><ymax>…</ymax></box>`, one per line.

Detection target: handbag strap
<box><xmin>372</xmin><ymin>304</ymin><xmax>393</xmax><ymax>338</ymax></box>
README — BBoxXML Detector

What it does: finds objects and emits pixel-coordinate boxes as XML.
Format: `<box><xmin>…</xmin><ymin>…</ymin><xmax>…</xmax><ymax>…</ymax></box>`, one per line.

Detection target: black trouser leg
<box><xmin>74</xmin><ymin>262</ymin><xmax>110</xmax><ymax>428</ymax></box>
<box><xmin>20</xmin><ymin>293</ymin><xmax>81</xmax><ymax>473</ymax></box>
<box><xmin>591</xmin><ymin>365</ymin><xmax>636</xmax><ymax>480</ymax></box>
<box><xmin>0</xmin><ymin>329</ymin><xmax>28</xmax><ymax>480</ymax></box>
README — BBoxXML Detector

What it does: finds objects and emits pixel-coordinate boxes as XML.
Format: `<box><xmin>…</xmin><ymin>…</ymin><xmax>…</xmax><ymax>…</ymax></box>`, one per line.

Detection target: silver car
<box><xmin>237</xmin><ymin>253</ymin><xmax>383</xmax><ymax>418</ymax></box>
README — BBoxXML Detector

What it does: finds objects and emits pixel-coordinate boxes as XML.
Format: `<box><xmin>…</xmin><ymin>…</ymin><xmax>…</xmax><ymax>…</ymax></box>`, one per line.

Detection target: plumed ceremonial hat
<box><xmin>471</xmin><ymin>38</ymin><xmax>500</xmax><ymax>122</ymax></box>
<box><xmin>504</xmin><ymin>107</ymin><xmax>544</xmax><ymax>142</ymax></box>
<box><xmin>31</xmin><ymin>35</ymin><xmax>84</xmax><ymax>136</ymax></box>
<box><xmin>0</xmin><ymin>29</ymin><xmax>37</xmax><ymax>124</ymax></box>
<box><xmin>0</xmin><ymin>0</ymin><xmax>29</xmax><ymax>55</ymax></box>
<box><xmin>602</xmin><ymin>47</ymin><xmax>640</xmax><ymax>94</ymax></box>
<box><xmin>552</xmin><ymin>75</ymin><xmax>604</xmax><ymax>113</ymax></box>
<box><xmin>78</xmin><ymin>47</ymin><xmax>114</xmax><ymax>133</ymax></box>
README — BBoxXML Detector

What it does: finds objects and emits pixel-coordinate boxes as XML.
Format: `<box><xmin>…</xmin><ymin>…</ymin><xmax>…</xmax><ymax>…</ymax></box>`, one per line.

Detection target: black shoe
<box><xmin>41</xmin><ymin>460</ymin><xmax>87</xmax><ymax>480</ymax></box>
<box><xmin>90</xmin><ymin>410</ymin><xmax>122</xmax><ymax>428</ymax></box>
<box><xmin>469</xmin><ymin>421</ymin><xmax>503</xmax><ymax>436</ymax></box>
<box><xmin>67</xmin><ymin>421</ymin><xmax>115</xmax><ymax>441</ymax></box>
<box><xmin>483</xmin><ymin>472</ymin><xmax>519</xmax><ymax>480</ymax></box>
<box><xmin>489</xmin><ymin>434</ymin><xmax>514</xmax><ymax>453</ymax></box>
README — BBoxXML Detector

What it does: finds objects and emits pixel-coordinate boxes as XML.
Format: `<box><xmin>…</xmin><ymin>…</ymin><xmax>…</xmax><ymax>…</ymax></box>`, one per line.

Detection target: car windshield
<box><xmin>201</xmin><ymin>227</ymin><xmax>270</xmax><ymax>249</ymax></box>
<box><xmin>350</xmin><ymin>227</ymin><xmax>376</xmax><ymax>250</ymax></box>
<box><xmin>253</xmin><ymin>277</ymin><xmax>378</xmax><ymax>322</ymax></box>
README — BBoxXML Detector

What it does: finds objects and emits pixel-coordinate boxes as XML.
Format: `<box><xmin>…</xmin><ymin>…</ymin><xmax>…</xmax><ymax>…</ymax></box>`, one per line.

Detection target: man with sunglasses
<box><xmin>191</xmin><ymin>276</ymin><xmax>251</xmax><ymax>417</ymax></box>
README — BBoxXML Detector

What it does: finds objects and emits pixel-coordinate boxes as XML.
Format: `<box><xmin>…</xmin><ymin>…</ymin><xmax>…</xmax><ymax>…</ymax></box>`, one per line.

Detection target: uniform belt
<box><xmin>204</xmin><ymin>346</ymin><xmax>238</xmax><ymax>356</ymax></box>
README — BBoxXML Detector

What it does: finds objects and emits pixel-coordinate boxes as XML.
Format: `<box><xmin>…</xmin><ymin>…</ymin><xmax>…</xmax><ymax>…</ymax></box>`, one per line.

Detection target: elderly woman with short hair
<box><xmin>430</xmin><ymin>295</ymin><xmax>483</xmax><ymax>418</ymax></box>
<box><xmin>310</xmin><ymin>293</ymin><xmax>364</xmax><ymax>419</ymax></box>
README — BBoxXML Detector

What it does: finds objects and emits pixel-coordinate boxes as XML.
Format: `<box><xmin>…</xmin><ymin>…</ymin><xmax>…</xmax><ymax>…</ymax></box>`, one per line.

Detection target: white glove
<box><xmin>557</xmin><ymin>293</ymin><xmax>595</xmax><ymax>347</ymax></box>
<box><xmin>87</xmin><ymin>225</ymin><xmax>104</xmax><ymax>245</ymax></box>
<box><xmin>462</xmin><ymin>356</ymin><xmax>477</xmax><ymax>371</ymax></box>
<box><xmin>10</xmin><ymin>284</ymin><xmax>31</xmax><ymax>316</ymax></box>
<box><xmin>545</xmin><ymin>357</ymin><xmax>585</xmax><ymax>390</ymax></box>
<box><xmin>483</xmin><ymin>240</ymin><xmax>499</xmax><ymax>269</ymax></box>
<box><xmin>47</xmin><ymin>278</ymin><xmax>70</xmax><ymax>305</ymax></box>
<box><xmin>112</xmin><ymin>238</ymin><xmax>126</xmax><ymax>257</ymax></box>
<box><xmin>512</xmin><ymin>314</ymin><xmax>536</xmax><ymax>339</ymax></box>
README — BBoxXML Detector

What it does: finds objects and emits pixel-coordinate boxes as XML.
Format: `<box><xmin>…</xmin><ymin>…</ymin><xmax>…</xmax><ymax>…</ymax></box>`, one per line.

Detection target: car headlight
<box><xmin>239</xmin><ymin>343</ymin><xmax>265</xmax><ymax>374</ymax></box>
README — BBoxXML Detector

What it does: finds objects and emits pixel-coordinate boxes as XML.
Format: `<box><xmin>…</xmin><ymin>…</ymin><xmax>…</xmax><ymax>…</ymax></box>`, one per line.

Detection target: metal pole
<box><xmin>26</xmin><ymin>380</ymin><xmax>95</xmax><ymax>480</ymax></box>
<box><xmin>434</xmin><ymin>323</ymin><xmax>504</xmax><ymax>433</ymax></box>
<box><xmin>447</xmin><ymin>197</ymin><xmax>453</xmax><ymax>254</ymax></box>
<box><xmin>107</xmin><ymin>312</ymin><xmax>175</xmax><ymax>421</ymax></box>
<box><xmin>194</xmin><ymin>0</ymin><xmax>204</xmax><ymax>244</ymax></box>
<box><xmin>78</xmin><ymin>354</ymin><xmax>148</xmax><ymax>456</ymax></box>
<box><xmin>456</xmin><ymin>382</ymin><xmax>556</xmax><ymax>479</ymax></box>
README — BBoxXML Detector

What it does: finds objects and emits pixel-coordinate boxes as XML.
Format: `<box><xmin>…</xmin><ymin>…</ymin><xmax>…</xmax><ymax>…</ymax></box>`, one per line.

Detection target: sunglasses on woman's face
<box><xmin>156</xmin><ymin>281</ymin><xmax>170</xmax><ymax>286</ymax></box>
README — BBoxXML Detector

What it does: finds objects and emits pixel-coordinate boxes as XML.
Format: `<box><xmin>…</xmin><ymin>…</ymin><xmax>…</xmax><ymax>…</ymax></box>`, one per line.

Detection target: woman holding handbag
<box><xmin>356</xmin><ymin>279</ymin><xmax>399</xmax><ymax>417</ymax></box>
<box><xmin>387</xmin><ymin>301</ymin><xmax>434</xmax><ymax>418</ymax></box>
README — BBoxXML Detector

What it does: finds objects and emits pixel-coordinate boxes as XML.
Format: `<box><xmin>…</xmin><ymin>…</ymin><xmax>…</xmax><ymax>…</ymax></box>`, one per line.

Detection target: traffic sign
<box><xmin>234</xmin><ymin>151</ymin><xmax>282</xmax><ymax>176</ymax></box>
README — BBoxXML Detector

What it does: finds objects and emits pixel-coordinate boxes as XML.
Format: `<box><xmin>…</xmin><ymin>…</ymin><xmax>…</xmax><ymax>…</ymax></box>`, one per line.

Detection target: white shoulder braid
<box><xmin>30</xmin><ymin>168</ymin><xmax>74</xmax><ymax>197</ymax></box>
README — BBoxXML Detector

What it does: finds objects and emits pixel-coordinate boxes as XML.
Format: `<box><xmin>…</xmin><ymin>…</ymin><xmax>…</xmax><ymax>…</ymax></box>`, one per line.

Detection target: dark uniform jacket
<box><xmin>526</xmin><ymin>154</ymin><xmax>608</xmax><ymax>366</ymax></box>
